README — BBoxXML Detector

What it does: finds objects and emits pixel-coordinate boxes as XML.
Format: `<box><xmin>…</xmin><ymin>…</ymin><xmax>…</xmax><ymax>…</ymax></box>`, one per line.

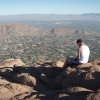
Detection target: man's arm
<box><xmin>78</xmin><ymin>47</ymin><xmax>82</xmax><ymax>60</ymax></box>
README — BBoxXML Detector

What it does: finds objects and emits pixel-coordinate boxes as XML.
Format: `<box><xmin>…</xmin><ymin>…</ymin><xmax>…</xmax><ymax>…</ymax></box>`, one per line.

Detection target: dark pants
<box><xmin>69</xmin><ymin>57</ymin><xmax>80</xmax><ymax>66</ymax></box>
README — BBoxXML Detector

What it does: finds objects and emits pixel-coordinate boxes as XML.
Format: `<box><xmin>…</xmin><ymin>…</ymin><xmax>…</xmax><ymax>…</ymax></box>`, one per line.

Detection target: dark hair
<box><xmin>77</xmin><ymin>39</ymin><xmax>82</xmax><ymax>43</ymax></box>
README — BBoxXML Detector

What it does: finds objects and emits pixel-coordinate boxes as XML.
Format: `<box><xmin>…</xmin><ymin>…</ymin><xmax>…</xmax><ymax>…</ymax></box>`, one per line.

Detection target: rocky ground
<box><xmin>0</xmin><ymin>58</ymin><xmax>100</xmax><ymax>100</ymax></box>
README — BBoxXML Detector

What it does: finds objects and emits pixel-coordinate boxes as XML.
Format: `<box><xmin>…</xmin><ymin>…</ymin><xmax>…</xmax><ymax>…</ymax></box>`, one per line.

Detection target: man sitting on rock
<box><xmin>63</xmin><ymin>39</ymin><xmax>90</xmax><ymax>67</ymax></box>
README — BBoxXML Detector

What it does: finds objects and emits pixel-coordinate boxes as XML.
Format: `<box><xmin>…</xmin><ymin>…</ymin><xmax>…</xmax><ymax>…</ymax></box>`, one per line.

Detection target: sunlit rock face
<box><xmin>0</xmin><ymin>59</ymin><xmax>100</xmax><ymax>99</ymax></box>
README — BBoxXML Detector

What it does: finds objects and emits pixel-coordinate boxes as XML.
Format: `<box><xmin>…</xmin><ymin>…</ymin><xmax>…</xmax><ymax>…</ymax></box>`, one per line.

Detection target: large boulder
<box><xmin>10</xmin><ymin>90</ymin><xmax>37</xmax><ymax>100</ymax></box>
<box><xmin>86</xmin><ymin>90</ymin><xmax>100</xmax><ymax>100</ymax></box>
<box><xmin>54</xmin><ymin>87</ymin><xmax>93</xmax><ymax>100</ymax></box>
<box><xmin>77</xmin><ymin>63</ymin><xmax>92</xmax><ymax>69</ymax></box>
<box><xmin>0</xmin><ymin>78</ymin><xmax>10</xmax><ymax>85</ymax></box>
<box><xmin>77</xmin><ymin>62</ymin><xmax>100</xmax><ymax>72</ymax></box>
<box><xmin>0</xmin><ymin>58</ymin><xmax>26</xmax><ymax>68</ymax></box>
<box><xmin>13</xmin><ymin>73</ymin><xmax>36</xmax><ymax>87</ymax></box>
<box><xmin>62</xmin><ymin>69</ymin><xmax>100</xmax><ymax>90</ymax></box>
<box><xmin>78</xmin><ymin>71</ymin><xmax>100</xmax><ymax>90</ymax></box>
<box><xmin>0</xmin><ymin>79</ymin><xmax>33</xmax><ymax>100</ymax></box>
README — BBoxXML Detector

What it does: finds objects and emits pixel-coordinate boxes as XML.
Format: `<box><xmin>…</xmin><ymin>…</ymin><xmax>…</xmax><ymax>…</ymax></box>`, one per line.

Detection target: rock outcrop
<box><xmin>0</xmin><ymin>58</ymin><xmax>100</xmax><ymax>99</ymax></box>
<box><xmin>0</xmin><ymin>58</ymin><xmax>26</xmax><ymax>68</ymax></box>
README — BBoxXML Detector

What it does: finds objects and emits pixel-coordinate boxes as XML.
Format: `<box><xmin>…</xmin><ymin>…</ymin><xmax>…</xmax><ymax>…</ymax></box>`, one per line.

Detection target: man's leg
<box><xmin>63</xmin><ymin>57</ymin><xmax>79</xmax><ymax>68</ymax></box>
<box><xmin>63</xmin><ymin>57</ymin><xmax>71</xmax><ymax>68</ymax></box>
<box><xmin>69</xmin><ymin>58</ymin><xmax>79</xmax><ymax>66</ymax></box>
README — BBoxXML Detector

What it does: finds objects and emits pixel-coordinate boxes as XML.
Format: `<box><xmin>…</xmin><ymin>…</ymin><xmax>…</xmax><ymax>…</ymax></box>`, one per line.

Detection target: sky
<box><xmin>0</xmin><ymin>0</ymin><xmax>100</xmax><ymax>15</ymax></box>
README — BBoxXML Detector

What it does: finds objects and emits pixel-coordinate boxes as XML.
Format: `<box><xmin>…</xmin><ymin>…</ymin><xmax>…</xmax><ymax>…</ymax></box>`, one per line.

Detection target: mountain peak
<box><xmin>0</xmin><ymin>58</ymin><xmax>100</xmax><ymax>99</ymax></box>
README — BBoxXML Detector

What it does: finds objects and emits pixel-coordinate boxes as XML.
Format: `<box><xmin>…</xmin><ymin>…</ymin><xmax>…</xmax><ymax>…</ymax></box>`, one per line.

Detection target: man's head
<box><xmin>77</xmin><ymin>39</ymin><xmax>82</xmax><ymax>46</ymax></box>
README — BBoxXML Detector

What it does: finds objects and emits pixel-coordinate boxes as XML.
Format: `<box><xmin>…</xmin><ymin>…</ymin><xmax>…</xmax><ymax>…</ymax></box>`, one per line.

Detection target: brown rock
<box><xmin>77</xmin><ymin>63</ymin><xmax>92</xmax><ymax>69</ymax></box>
<box><xmin>86</xmin><ymin>91</ymin><xmax>100</xmax><ymax>100</ymax></box>
<box><xmin>63</xmin><ymin>87</ymin><xmax>93</xmax><ymax>93</ymax></box>
<box><xmin>54</xmin><ymin>93</ymin><xmax>69</xmax><ymax>100</ymax></box>
<box><xmin>54</xmin><ymin>87</ymin><xmax>92</xmax><ymax>100</ymax></box>
<box><xmin>91</xmin><ymin>65</ymin><xmax>100</xmax><ymax>72</ymax></box>
<box><xmin>0</xmin><ymin>58</ymin><xmax>26</xmax><ymax>68</ymax></box>
<box><xmin>0</xmin><ymin>81</ymin><xmax>33</xmax><ymax>100</ymax></box>
<box><xmin>14</xmin><ymin>73</ymin><xmax>36</xmax><ymax>87</ymax></box>
<box><xmin>0</xmin><ymin>59</ymin><xmax>100</xmax><ymax>100</ymax></box>
<box><xmin>77</xmin><ymin>62</ymin><xmax>100</xmax><ymax>72</ymax></box>
<box><xmin>79</xmin><ymin>71</ymin><xmax>100</xmax><ymax>90</ymax></box>
<box><xmin>11</xmin><ymin>91</ymin><xmax>37</xmax><ymax>100</ymax></box>
<box><xmin>39</xmin><ymin>73</ymin><xmax>51</xmax><ymax>85</ymax></box>
<box><xmin>0</xmin><ymin>78</ymin><xmax>10</xmax><ymax>85</ymax></box>
<box><xmin>55</xmin><ymin>60</ymin><xmax>64</xmax><ymax>68</ymax></box>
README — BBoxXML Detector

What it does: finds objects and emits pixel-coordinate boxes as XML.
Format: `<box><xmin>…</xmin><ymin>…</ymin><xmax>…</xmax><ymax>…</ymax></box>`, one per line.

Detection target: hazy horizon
<box><xmin>0</xmin><ymin>13</ymin><xmax>100</xmax><ymax>16</ymax></box>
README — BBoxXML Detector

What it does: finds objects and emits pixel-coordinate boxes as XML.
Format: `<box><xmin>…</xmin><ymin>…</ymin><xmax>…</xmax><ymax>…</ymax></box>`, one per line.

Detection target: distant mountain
<box><xmin>0</xmin><ymin>13</ymin><xmax>100</xmax><ymax>23</ymax></box>
<box><xmin>82</xmin><ymin>13</ymin><xmax>100</xmax><ymax>16</ymax></box>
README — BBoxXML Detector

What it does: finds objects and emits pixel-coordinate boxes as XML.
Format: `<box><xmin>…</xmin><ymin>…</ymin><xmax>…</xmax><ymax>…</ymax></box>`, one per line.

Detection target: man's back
<box><xmin>79</xmin><ymin>44</ymin><xmax>90</xmax><ymax>63</ymax></box>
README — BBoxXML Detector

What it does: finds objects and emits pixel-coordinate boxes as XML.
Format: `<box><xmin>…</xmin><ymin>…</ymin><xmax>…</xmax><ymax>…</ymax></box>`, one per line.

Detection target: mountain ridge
<box><xmin>0</xmin><ymin>13</ymin><xmax>100</xmax><ymax>23</ymax></box>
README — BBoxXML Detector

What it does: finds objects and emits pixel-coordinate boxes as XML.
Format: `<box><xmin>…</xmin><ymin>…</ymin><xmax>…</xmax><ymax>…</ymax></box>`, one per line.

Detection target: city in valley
<box><xmin>0</xmin><ymin>14</ymin><xmax>100</xmax><ymax>63</ymax></box>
